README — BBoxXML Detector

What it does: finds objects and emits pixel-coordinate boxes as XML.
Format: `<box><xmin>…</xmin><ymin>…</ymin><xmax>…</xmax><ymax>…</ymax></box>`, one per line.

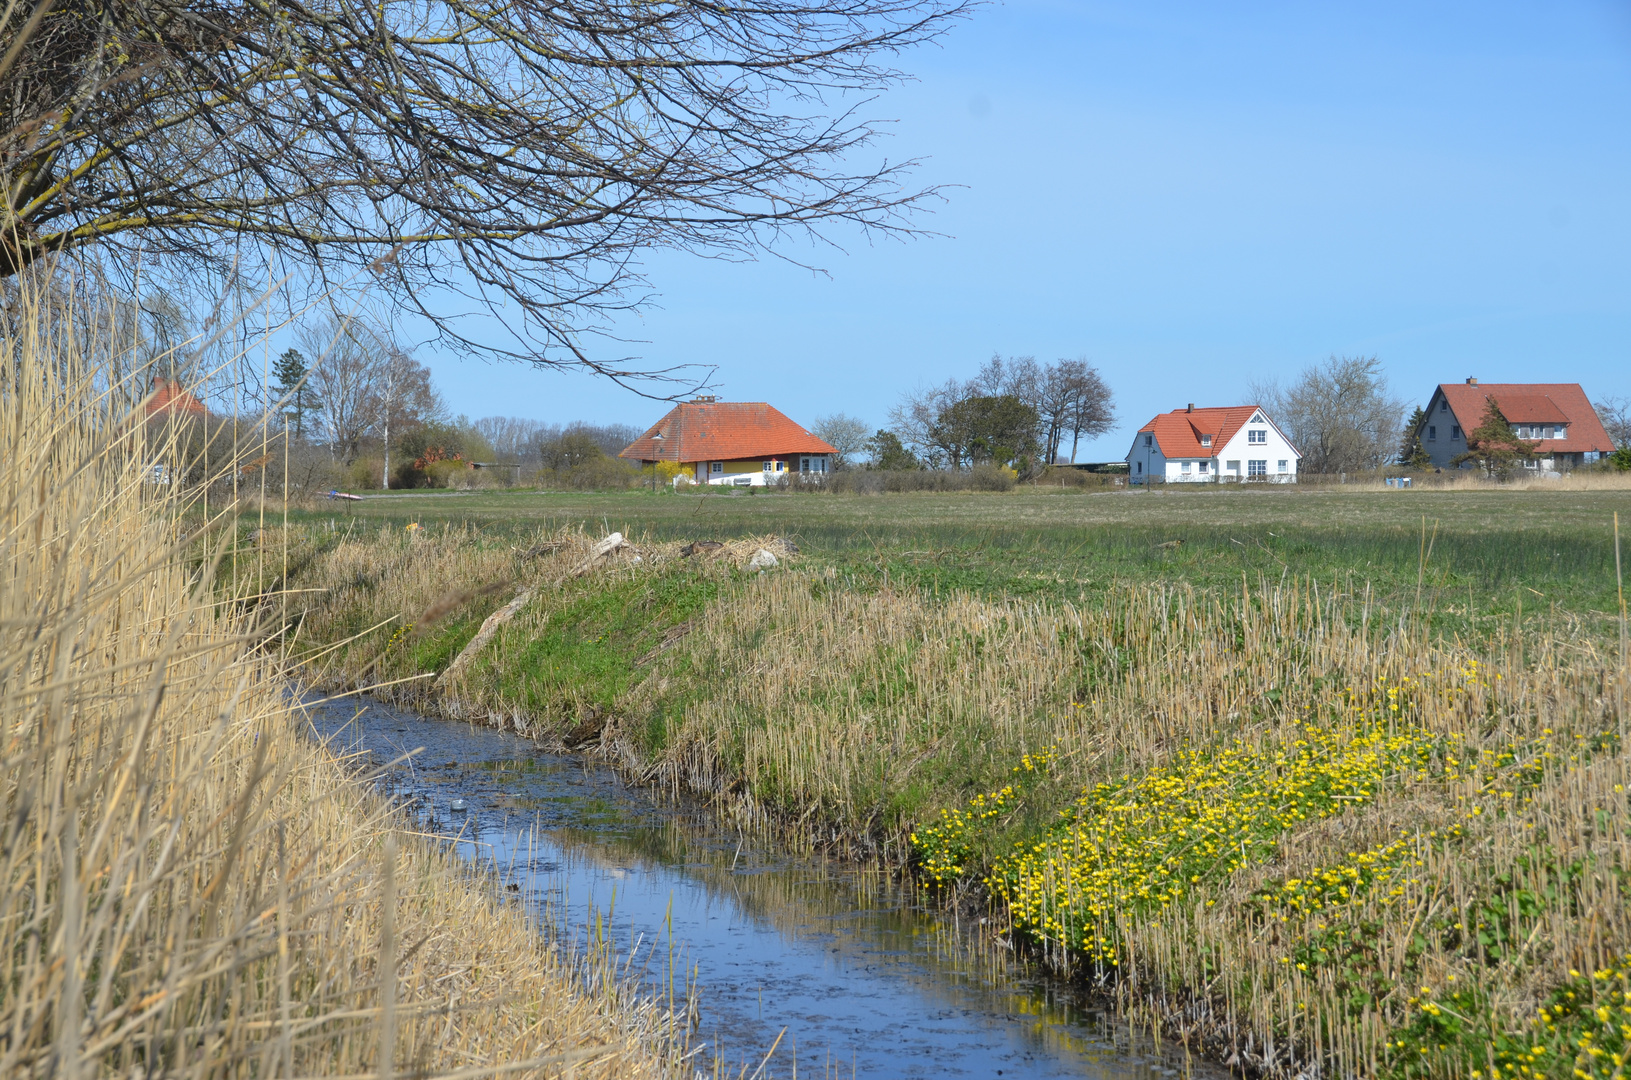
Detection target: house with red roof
<box><xmin>1412</xmin><ymin>379</ymin><xmax>1614</xmax><ymax>472</ymax></box>
<box><xmin>619</xmin><ymin>398</ymin><xmax>837</xmax><ymax>486</ymax></box>
<box><xmin>144</xmin><ymin>376</ymin><xmax>206</xmax><ymax>419</ymax></box>
<box><xmin>1126</xmin><ymin>404</ymin><xmax>1301</xmax><ymax>484</ymax></box>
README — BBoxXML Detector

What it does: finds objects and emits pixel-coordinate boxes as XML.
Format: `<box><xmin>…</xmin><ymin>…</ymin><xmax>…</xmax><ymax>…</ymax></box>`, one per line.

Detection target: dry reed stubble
<box><xmin>0</xmin><ymin>287</ymin><xmax>682</xmax><ymax>1079</ymax></box>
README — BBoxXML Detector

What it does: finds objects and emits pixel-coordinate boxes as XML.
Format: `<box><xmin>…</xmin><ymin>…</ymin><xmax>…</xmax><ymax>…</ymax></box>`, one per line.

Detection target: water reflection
<box><xmin>303</xmin><ymin>695</ymin><xmax>1212</xmax><ymax>1079</ymax></box>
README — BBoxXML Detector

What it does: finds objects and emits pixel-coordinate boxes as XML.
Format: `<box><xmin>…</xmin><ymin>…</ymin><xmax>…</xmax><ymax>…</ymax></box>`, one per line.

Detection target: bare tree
<box><xmin>303</xmin><ymin>321</ymin><xmax>382</xmax><ymax>464</ymax></box>
<box><xmin>302</xmin><ymin>317</ymin><xmax>439</xmax><ymax>464</ymax></box>
<box><xmin>1595</xmin><ymin>397</ymin><xmax>1631</xmax><ymax>449</ymax></box>
<box><xmin>811</xmin><ymin>413</ymin><xmax>870</xmax><ymax>469</ymax></box>
<box><xmin>887</xmin><ymin>379</ymin><xmax>965</xmax><ymax>468</ymax></box>
<box><xmin>1252</xmin><ymin>356</ymin><xmax>1404</xmax><ymax>473</ymax></box>
<box><xmin>2</xmin><ymin>0</ymin><xmax>969</xmax><ymax>387</ymax></box>
<box><xmin>1049</xmin><ymin>359</ymin><xmax>1115</xmax><ymax>462</ymax></box>
<box><xmin>473</xmin><ymin>417</ymin><xmax>547</xmax><ymax>462</ymax></box>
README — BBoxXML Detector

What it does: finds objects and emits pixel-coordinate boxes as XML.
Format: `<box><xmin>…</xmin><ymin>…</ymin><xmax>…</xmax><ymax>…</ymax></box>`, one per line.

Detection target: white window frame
<box><xmin>1247</xmin><ymin>429</ymin><xmax>1266</xmax><ymax>444</ymax></box>
<box><xmin>1277</xmin><ymin>460</ymin><xmax>1288</xmax><ymax>473</ymax></box>
<box><xmin>1198</xmin><ymin>460</ymin><xmax>1209</xmax><ymax>473</ymax></box>
<box><xmin>1181</xmin><ymin>460</ymin><xmax>1192</xmax><ymax>473</ymax></box>
<box><xmin>711</xmin><ymin>461</ymin><xmax>723</xmax><ymax>474</ymax></box>
<box><xmin>1248</xmin><ymin>459</ymin><xmax>1267</xmax><ymax>477</ymax></box>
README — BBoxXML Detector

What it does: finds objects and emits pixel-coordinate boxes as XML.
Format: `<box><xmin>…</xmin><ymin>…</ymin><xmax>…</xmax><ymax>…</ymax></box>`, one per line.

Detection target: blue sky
<box><xmin>416</xmin><ymin>0</ymin><xmax>1631</xmax><ymax>462</ymax></box>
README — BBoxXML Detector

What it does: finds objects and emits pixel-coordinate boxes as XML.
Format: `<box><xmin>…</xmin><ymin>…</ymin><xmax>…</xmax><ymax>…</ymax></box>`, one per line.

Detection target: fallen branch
<box><xmin>434</xmin><ymin>533</ymin><xmax>627</xmax><ymax>688</ymax></box>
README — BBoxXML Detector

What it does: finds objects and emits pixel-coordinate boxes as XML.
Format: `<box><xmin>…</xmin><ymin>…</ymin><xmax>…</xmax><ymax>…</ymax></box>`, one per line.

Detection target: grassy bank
<box><xmin>0</xmin><ymin>297</ymin><xmax>682</xmax><ymax>1077</ymax></box>
<box><xmin>267</xmin><ymin>502</ymin><xmax>1631</xmax><ymax>1078</ymax></box>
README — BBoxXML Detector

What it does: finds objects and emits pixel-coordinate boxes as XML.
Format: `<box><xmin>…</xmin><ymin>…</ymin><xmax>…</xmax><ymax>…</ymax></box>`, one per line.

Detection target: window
<box><xmin>1198</xmin><ymin>460</ymin><xmax>1209</xmax><ymax>473</ymax></box>
<box><xmin>1428</xmin><ymin>426</ymin><xmax>1436</xmax><ymax>440</ymax></box>
<box><xmin>764</xmin><ymin>460</ymin><xmax>773</xmax><ymax>472</ymax></box>
<box><xmin>1144</xmin><ymin>434</ymin><xmax>1153</xmax><ymax>447</ymax></box>
<box><xmin>1136</xmin><ymin>461</ymin><xmax>1143</xmax><ymax>474</ymax></box>
<box><xmin>1440</xmin><ymin>399</ymin><xmax>1448</xmax><ymax>411</ymax></box>
<box><xmin>1200</xmin><ymin>435</ymin><xmax>1212</xmax><ymax>447</ymax></box>
<box><xmin>710</xmin><ymin>461</ymin><xmax>723</xmax><ymax>474</ymax></box>
<box><xmin>1451</xmin><ymin>425</ymin><xmax>1461</xmax><ymax>439</ymax></box>
<box><xmin>1247</xmin><ymin>429</ymin><xmax>1266</xmax><ymax>444</ymax></box>
<box><xmin>1554</xmin><ymin>426</ymin><xmax>1566</xmax><ymax>439</ymax></box>
<box><xmin>1181</xmin><ymin>461</ymin><xmax>1192</xmax><ymax>473</ymax></box>
<box><xmin>1251</xmin><ymin>413</ymin><xmax>1265</xmax><ymax>424</ymax></box>
<box><xmin>1277</xmin><ymin>459</ymin><xmax>1288</xmax><ymax>473</ymax></box>
<box><xmin>1248</xmin><ymin>460</ymin><xmax>1267</xmax><ymax>476</ymax></box>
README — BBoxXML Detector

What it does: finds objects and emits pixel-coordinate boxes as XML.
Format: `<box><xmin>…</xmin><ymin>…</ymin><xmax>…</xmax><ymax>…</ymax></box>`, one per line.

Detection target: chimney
<box><xmin>1466</xmin><ymin>377</ymin><xmax>1478</xmax><ymax>386</ymax></box>
<box><xmin>1186</xmin><ymin>403</ymin><xmax>1194</xmax><ymax>413</ymax></box>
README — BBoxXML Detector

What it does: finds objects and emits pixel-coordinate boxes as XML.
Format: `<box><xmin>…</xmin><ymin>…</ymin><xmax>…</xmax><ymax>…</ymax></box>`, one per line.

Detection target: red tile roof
<box><xmin>145</xmin><ymin>376</ymin><xmax>206</xmax><ymax>418</ymax></box>
<box><xmin>619</xmin><ymin>400</ymin><xmax>836</xmax><ymax>463</ymax></box>
<box><xmin>1434</xmin><ymin>382</ymin><xmax>1613</xmax><ymax>454</ymax></box>
<box><xmin>1136</xmin><ymin>405</ymin><xmax>1285</xmax><ymax>459</ymax></box>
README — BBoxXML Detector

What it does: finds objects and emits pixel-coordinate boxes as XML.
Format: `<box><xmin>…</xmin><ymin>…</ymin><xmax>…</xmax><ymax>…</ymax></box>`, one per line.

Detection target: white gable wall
<box><xmin>1214</xmin><ymin>416</ymin><xmax>1299</xmax><ymax>481</ymax></box>
<box><xmin>1126</xmin><ymin>431</ymin><xmax>1165</xmax><ymax>484</ymax></box>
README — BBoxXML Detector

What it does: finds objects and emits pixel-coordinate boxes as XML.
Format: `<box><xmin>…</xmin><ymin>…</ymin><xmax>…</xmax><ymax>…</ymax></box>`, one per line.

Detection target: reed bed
<box><xmin>277</xmin><ymin>507</ymin><xmax>1629</xmax><ymax>1077</ymax></box>
<box><xmin>0</xmin><ymin>287</ymin><xmax>684</xmax><ymax>1078</ymax></box>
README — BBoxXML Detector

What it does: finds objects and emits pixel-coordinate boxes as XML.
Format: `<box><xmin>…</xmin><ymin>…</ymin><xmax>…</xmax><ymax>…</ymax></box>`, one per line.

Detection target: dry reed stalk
<box><xmin>0</xmin><ymin>278</ymin><xmax>684</xmax><ymax>1079</ymax></box>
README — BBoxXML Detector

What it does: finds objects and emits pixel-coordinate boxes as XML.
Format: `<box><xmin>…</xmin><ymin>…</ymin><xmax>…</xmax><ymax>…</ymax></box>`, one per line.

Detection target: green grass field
<box><xmin>288</xmin><ymin>485</ymin><xmax>1631</xmax><ymax>641</ymax></box>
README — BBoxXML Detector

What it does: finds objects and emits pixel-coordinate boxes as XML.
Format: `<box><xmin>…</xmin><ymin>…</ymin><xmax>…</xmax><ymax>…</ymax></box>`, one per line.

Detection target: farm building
<box><xmin>619</xmin><ymin>398</ymin><xmax>836</xmax><ymax>486</ymax></box>
<box><xmin>1411</xmin><ymin>379</ymin><xmax>1614</xmax><ymax>471</ymax></box>
<box><xmin>1126</xmin><ymin>404</ymin><xmax>1301</xmax><ymax>484</ymax></box>
<box><xmin>145</xmin><ymin>376</ymin><xmax>206</xmax><ymax>419</ymax></box>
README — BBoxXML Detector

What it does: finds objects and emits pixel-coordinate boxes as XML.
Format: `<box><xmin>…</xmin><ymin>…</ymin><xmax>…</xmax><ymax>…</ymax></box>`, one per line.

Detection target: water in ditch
<box><xmin>303</xmin><ymin>695</ymin><xmax>1215</xmax><ymax>1079</ymax></box>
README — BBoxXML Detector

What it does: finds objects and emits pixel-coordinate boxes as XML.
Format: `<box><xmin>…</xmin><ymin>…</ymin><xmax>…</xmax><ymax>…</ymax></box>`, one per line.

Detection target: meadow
<box><xmin>262</xmin><ymin>479</ymin><xmax>1631</xmax><ymax>1079</ymax></box>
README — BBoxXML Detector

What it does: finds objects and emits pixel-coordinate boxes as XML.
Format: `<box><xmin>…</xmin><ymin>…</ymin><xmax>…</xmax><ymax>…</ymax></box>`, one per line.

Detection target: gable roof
<box><xmin>145</xmin><ymin>376</ymin><xmax>206</xmax><ymax>418</ymax></box>
<box><xmin>619</xmin><ymin>400</ymin><xmax>836</xmax><ymax>463</ymax></box>
<box><xmin>1135</xmin><ymin>405</ymin><xmax>1295</xmax><ymax>459</ymax></box>
<box><xmin>1431</xmin><ymin>382</ymin><xmax>1613</xmax><ymax>454</ymax></box>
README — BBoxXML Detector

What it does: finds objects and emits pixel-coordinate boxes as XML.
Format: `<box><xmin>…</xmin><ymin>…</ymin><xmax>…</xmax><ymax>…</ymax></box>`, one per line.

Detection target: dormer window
<box><xmin>1200</xmin><ymin>435</ymin><xmax>1212</xmax><ymax>447</ymax></box>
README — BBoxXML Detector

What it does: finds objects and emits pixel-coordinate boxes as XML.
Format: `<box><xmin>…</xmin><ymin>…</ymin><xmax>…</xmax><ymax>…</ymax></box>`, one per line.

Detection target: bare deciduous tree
<box><xmin>811</xmin><ymin>413</ymin><xmax>870</xmax><ymax>469</ymax></box>
<box><xmin>1251</xmin><ymin>356</ymin><xmax>1404</xmax><ymax>474</ymax></box>
<box><xmin>1595</xmin><ymin>397</ymin><xmax>1631</xmax><ymax>449</ymax></box>
<box><xmin>473</xmin><ymin>417</ymin><xmax>546</xmax><ymax>463</ymax></box>
<box><xmin>2</xmin><ymin>0</ymin><xmax>968</xmax><ymax>386</ymax></box>
<box><xmin>302</xmin><ymin>317</ymin><xmax>439</xmax><ymax>464</ymax></box>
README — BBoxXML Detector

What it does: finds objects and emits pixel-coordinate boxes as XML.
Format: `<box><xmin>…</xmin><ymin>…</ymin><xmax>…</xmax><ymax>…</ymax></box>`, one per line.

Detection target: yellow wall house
<box><xmin>619</xmin><ymin>397</ymin><xmax>837</xmax><ymax>486</ymax></box>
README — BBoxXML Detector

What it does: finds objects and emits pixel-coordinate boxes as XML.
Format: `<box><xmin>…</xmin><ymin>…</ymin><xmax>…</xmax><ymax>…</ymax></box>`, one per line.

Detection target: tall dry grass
<box><xmin>0</xmin><ymin>283</ymin><xmax>683</xmax><ymax>1078</ymax></box>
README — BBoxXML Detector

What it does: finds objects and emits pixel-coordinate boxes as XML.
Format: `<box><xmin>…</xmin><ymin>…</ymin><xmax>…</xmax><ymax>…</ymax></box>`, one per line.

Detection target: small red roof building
<box><xmin>144</xmin><ymin>376</ymin><xmax>206</xmax><ymax>419</ymax></box>
<box><xmin>620</xmin><ymin>398</ymin><xmax>836</xmax><ymax>486</ymax></box>
<box><xmin>1414</xmin><ymin>379</ymin><xmax>1614</xmax><ymax>470</ymax></box>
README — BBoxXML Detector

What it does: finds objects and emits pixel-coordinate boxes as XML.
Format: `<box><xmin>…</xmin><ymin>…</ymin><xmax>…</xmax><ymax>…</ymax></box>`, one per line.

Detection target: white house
<box><xmin>1126</xmin><ymin>404</ymin><xmax>1300</xmax><ymax>484</ymax></box>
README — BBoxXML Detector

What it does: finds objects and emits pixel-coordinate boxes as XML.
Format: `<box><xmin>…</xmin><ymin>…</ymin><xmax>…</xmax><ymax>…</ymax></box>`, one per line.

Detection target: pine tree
<box><xmin>1453</xmin><ymin>398</ymin><xmax>1539</xmax><ymax>480</ymax></box>
<box><xmin>1398</xmin><ymin>406</ymin><xmax>1430</xmax><ymax>468</ymax></box>
<box><xmin>271</xmin><ymin>349</ymin><xmax>317</xmax><ymax>437</ymax></box>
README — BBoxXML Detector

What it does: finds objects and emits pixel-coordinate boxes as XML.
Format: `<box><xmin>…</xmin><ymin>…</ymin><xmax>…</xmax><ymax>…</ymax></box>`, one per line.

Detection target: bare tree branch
<box><xmin>1</xmin><ymin>0</ymin><xmax>972</xmax><ymax>388</ymax></box>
